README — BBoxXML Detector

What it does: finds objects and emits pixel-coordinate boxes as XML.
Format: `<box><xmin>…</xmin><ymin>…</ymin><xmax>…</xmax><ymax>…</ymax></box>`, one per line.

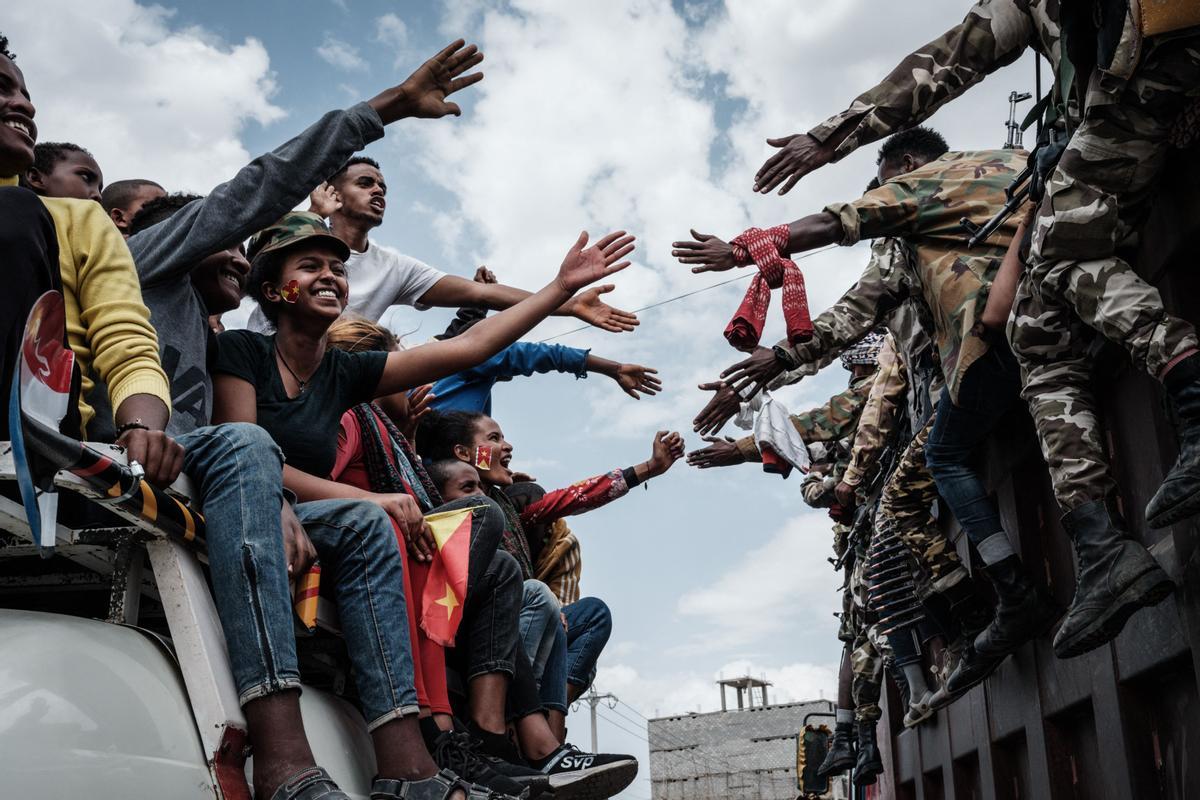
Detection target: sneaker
<box><xmin>531</xmin><ymin>743</ymin><xmax>638</xmax><ymax>800</ymax></box>
<box><xmin>430</xmin><ymin>731</ymin><xmax>532</xmax><ymax>799</ymax></box>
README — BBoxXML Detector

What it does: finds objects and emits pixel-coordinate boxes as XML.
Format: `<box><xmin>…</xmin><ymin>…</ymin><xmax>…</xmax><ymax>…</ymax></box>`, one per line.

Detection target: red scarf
<box><xmin>725</xmin><ymin>225</ymin><xmax>813</xmax><ymax>351</ymax></box>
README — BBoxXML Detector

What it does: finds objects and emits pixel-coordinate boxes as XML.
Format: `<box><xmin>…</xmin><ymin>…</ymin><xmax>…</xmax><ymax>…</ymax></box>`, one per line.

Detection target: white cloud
<box><xmin>375</xmin><ymin>13</ymin><xmax>409</xmax><ymax>48</ymax></box>
<box><xmin>317</xmin><ymin>33</ymin><xmax>368</xmax><ymax>72</ymax></box>
<box><xmin>6</xmin><ymin>0</ymin><xmax>283</xmax><ymax>193</ymax></box>
<box><xmin>676</xmin><ymin>514</ymin><xmax>842</xmax><ymax>648</ymax></box>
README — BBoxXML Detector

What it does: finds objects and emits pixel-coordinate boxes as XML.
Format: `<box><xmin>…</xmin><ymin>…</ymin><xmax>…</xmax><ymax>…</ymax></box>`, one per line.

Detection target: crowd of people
<box><xmin>1</xmin><ymin>1</ymin><xmax>1197</xmax><ymax>797</ymax></box>
<box><xmin>679</xmin><ymin>0</ymin><xmax>1199</xmax><ymax>788</ymax></box>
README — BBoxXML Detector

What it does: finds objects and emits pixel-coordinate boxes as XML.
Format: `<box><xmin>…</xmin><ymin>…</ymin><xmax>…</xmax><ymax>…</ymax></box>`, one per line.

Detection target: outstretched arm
<box><xmin>419</xmin><ymin>276</ymin><xmax>639</xmax><ymax>333</ymax></box>
<box><xmin>671</xmin><ymin>213</ymin><xmax>843</xmax><ymax>275</ymax></box>
<box><xmin>375</xmin><ymin>231</ymin><xmax>635</xmax><ymax>396</ymax></box>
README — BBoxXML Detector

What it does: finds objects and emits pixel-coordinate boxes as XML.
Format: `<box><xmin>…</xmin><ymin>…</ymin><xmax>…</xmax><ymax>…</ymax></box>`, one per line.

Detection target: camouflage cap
<box><xmin>248</xmin><ymin>211</ymin><xmax>351</xmax><ymax>264</ymax></box>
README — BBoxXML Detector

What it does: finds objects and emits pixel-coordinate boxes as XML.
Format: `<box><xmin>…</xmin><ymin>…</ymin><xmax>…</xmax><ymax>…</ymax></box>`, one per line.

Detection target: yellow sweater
<box><xmin>2</xmin><ymin>176</ymin><xmax>171</xmax><ymax>435</ymax></box>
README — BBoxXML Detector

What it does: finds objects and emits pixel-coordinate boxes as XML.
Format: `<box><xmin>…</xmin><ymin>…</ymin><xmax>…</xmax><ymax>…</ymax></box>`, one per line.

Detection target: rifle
<box><xmin>960</xmin><ymin>127</ymin><xmax>1067</xmax><ymax>249</ymax></box>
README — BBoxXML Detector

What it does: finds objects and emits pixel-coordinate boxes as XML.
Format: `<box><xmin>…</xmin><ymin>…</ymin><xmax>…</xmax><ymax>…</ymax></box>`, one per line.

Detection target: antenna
<box><xmin>1005</xmin><ymin>90</ymin><xmax>1033</xmax><ymax>149</ymax></box>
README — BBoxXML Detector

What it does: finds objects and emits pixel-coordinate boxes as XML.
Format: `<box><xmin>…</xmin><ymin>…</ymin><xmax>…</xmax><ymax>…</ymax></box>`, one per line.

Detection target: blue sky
<box><xmin>8</xmin><ymin>1</ymin><xmax>1037</xmax><ymax>796</ymax></box>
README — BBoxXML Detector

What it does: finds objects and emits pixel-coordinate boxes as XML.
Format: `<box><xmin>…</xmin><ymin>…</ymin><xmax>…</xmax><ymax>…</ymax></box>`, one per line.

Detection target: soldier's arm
<box><xmin>753</xmin><ymin>0</ymin><xmax>1037</xmax><ymax>194</ymax></box>
<box><xmin>791</xmin><ymin>378</ymin><xmax>873</xmax><ymax>442</ymax></box>
<box><xmin>842</xmin><ymin>336</ymin><xmax>906</xmax><ymax>489</ymax></box>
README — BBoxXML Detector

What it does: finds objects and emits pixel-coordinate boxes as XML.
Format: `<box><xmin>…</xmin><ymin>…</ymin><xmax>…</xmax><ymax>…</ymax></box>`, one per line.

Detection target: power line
<box><xmin>538</xmin><ymin>244</ymin><xmax>841</xmax><ymax>343</ymax></box>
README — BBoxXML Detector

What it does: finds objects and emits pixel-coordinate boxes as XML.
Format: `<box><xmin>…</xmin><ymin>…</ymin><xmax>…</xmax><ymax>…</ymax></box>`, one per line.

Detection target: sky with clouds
<box><xmin>6</xmin><ymin>1</ymin><xmax>1038</xmax><ymax>795</ymax></box>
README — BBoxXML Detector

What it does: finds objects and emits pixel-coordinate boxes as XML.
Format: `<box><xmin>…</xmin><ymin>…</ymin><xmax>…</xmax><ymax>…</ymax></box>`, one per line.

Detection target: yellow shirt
<box><xmin>2</xmin><ymin>176</ymin><xmax>171</xmax><ymax>436</ymax></box>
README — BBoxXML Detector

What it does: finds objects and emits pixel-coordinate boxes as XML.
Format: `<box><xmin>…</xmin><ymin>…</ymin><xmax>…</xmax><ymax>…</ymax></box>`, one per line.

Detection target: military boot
<box><xmin>1054</xmin><ymin>500</ymin><xmax>1175</xmax><ymax>658</ymax></box>
<box><xmin>816</xmin><ymin>722</ymin><xmax>856</xmax><ymax>779</ymax></box>
<box><xmin>1147</xmin><ymin>352</ymin><xmax>1200</xmax><ymax>528</ymax></box>
<box><xmin>945</xmin><ymin>556</ymin><xmax>1057</xmax><ymax>694</ymax></box>
<box><xmin>852</xmin><ymin>720</ymin><xmax>883</xmax><ymax>787</ymax></box>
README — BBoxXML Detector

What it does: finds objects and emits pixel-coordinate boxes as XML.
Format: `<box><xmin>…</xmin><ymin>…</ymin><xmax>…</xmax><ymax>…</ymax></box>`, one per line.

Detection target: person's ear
<box><xmin>24</xmin><ymin>167</ymin><xmax>46</xmax><ymax>193</ymax></box>
<box><xmin>261</xmin><ymin>282</ymin><xmax>281</xmax><ymax>303</ymax></box>
<box><xmin>453</xmin><ymin>444</ymin><xmax>471</xmax><ymax>463</ymax></box>
<box><xmin>902</xmin><ymin>153</ymin><xmax>916</xmax><ymax>174</ymax></box>
<box><xmin>109</xmin><ymin>207</ymin><xmax>128</xmax><ymax>231</ymax></box>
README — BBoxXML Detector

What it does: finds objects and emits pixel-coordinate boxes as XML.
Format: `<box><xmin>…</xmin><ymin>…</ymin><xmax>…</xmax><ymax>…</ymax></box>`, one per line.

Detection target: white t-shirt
<box><xmin>247</xmin><ymin>238</ymin><xmax>446</xmax><ymax>331</ymax></box>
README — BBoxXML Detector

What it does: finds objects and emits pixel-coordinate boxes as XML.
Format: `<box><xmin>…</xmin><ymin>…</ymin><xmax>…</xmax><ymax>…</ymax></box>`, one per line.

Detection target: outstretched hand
<box><xmin>721</xmin><ymin>346</ymin><xmax>786</xmax><ymax>400</ymax></box>
<box><xmin>614</xmin><ymin>364</ymin><xmax>661</xmax><ymax>399</ymax></box>
<box><xmin>308</xmin><ymin>183</ymin><xmax>342</xmax><ymax>218</ymax></box>
<box><xmin>556</xmin><ymin>231</ymin><xmax>635</xmax><ymax>294</ymax></box>
<box><xmin>753</xmin><ymin>133</ymin><xmax>836</xmax><ymax>195</ymax></box>
<box><xmin>645</xmin><ymin>431</ymin><xmax>686</xmax><ymax>477</ymax></box>
<box><xmin>569</xmin><ymin>284</ymin><xmax>639</xmax><ymax>333</ymax></box>
<box><xmin>369</xmin><ymin>40</ymin><xmax>485</xmax><ymax>124</ymax></box>
<box><xmin>473</xmin><ymin>265</ymin><xmax>497</xmax><ymax>284</ymax></box>
<box><xmin>693</xmin><ymin>381</ymin><xmax>741</xmax><ymax>436</ymax></box>
<box><xmin>672</xmin><ymin>229</ymin><xmax>735</xmax><ymax>274</ymax></box>
<box><xmin>685</xmin><ymin>436</ymin><xmax>746</xmax><ymax>469</ymax></box>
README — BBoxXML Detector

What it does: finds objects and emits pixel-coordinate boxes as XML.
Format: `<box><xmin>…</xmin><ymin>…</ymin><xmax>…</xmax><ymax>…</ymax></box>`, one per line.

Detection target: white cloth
<box><xmin>751</xmin><ymin>392</ymin><xmax>811</xmax><ymax>473</ymax></box>
<box><xmin>247</xmin><ymin>238</ymin><xmax>446</xmax><ymax>331</ymax></box>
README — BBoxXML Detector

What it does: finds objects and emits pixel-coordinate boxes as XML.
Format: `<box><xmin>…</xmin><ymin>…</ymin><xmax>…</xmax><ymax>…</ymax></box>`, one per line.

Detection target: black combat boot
<box><xmin>945</xmin><ymin>556</ymin><xmax>1057</xmax><ymax>694</ymax></box>
<box><xmin>816</xmin><ymin>722</ymin><xmax>856</xmax><ymax>779</ymax></box>
<box><xmin>852</xmin><ymin>720</ymin><xmax>883</xmax><ymax>787</ymax></box>
<box><xmin>1054</xmin><ymin>500</ymin><xmax>1175</xmax><ymax>658</ymax></box>
<box><xmin>1147</xmin><ymin>352</ymin><xmax>1200</xmax><ymax>528</ymax></box>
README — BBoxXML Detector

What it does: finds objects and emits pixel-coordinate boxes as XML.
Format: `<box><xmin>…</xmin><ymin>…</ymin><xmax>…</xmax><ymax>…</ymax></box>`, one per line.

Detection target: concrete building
<box><xmin>648</xmin><ymin>681</ymin><xmax>849</xmax><ymax>800</ymax></box>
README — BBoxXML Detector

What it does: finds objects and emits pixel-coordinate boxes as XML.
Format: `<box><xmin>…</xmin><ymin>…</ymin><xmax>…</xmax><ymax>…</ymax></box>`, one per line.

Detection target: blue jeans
<box><xmin>563</xmin><ymin>597</ymin><xmax>612</xmax><ymax>691</ymax></box>
<box><xmin>924</xmin><ymin>343</ymin><xmax>1022</xmax><ymax>550</ymax></box>
<box><xmin>519</xmin><ymin>580</ymin><xmax>568</xmax><ymax>712</ymax></box>
<box><xmin>178</xmin><ymin>423</ymin><xmax>418</xmax><ymax>730</ymax></box>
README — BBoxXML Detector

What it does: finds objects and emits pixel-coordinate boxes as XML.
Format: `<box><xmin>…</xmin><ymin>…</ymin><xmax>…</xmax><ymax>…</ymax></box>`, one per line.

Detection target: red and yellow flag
<box><xmin>293</xmin><ymin>564</ymin><xmax>322</xmax><ymax>633</ymax></box>
<box><xmin>419</xmin><ymin>506</ymin><xmax>482</xmax><ymax>646</ymax></box>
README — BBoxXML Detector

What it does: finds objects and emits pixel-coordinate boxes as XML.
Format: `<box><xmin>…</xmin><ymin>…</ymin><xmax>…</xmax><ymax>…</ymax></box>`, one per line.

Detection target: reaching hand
<box><xmin>473</xmin><ymin>266</ymin><xmax>497</xmax><ymax>284</ymax></box>
<box><xmin>645</xmin><ymin>431</ymin><xmax>686</xmax><ymax>477</ymax></box>
<box><xmin>834</xmin><ymin>480</ymin><xmax>856</xmax><ymax>509</ymax></box>
<box><xmin>753</xmin><ymin>133</ymin><xmax>837</xmax><ymax>195</ymax></box>
<box><xmin>686</xmin><ymin>435</ymin><xmax>746</xmax><ymax>469</ymax></box>
<box><xmin>568</xmin><ymin>284</ymin><xmax>639</xmax><ymax>333</ymax></box>
<box><xmin>556</xmin><ymin>231</ymin><xmax>635</xmax><ymax>294</ymax></box>
<box><xmin>401</xmin><ymin>384</ymin><xmax>435</xmax><ymax>443</ymax></box>
<box><xmin>281</xmin><ymin>502</ymin><xmax>317</xmax><ymax>579</ymax></box>
<box><xmin>308</xmin><ymin>183</ymin><xmax>342</xmax><ymax>218</ymax></box>
<box><xmin>693</xmin><ymin>381</ymin><xmax>741</xmax><ymax>436</ymax></box>
<box><xmin>671</xmin><ymin>229</ymin><xmax>735</xmax><ymax>274</ymax></box>
<box><xmin>369</xmin><ymin>40</ymin><xmax>485</xmax><ymax>124</ymax></box>
<box><xmin>721</xmin><ymin>346</ymin><xmax>786</xmax><ymax>400</ymax></box>
<box><xmin>614</xmin><ymin>364</ymin><xmax>661</xmax><ymax>400</ymax></box>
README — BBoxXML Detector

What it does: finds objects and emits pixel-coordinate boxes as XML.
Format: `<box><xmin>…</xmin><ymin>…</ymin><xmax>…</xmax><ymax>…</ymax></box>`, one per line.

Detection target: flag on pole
<box><xmin>9</xmin><ymin>292</ymin><xmax>76</xmax><ymax>556</ymax></box>
<box><xmin>293</xmin><ymin>564</ymin><xmax>322</xmax><ymax>633</ymax></box>
<box><xmin>419</xmin><ymin>505</ymin><xmax>483</xmax><ymax>646</ymax></box>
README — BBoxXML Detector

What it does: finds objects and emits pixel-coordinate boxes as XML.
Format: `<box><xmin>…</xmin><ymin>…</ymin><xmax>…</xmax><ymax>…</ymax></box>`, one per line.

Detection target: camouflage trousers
<box><xmin>1012</xmin><ymin>30</ymin><xmax>1200</xmax><ymax>512</ymax></box>
<box><xmin>837</xmin><ymin>535</ymin><xmax>884</xmax><ymax>723</ymax></box>
<box><xmin>878</xmin><ymin>419</ymin><xmax>969</xmax><ymax>593</ymax></box>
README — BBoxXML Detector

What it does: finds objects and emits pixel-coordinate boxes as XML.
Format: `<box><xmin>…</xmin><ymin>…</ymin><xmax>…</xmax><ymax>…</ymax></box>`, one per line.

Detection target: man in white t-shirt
<box><xmin>248</xmin><ymin>156</ymin><xmax>639</xmax><ymax>333</ymax></box>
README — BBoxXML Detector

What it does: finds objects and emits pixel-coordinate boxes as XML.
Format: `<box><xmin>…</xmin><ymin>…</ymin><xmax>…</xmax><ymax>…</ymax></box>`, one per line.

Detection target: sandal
<box><xmin>372</xmin><ymin>769</ymin><xmax>520</xmax><ymax>800</ymax></box>
<box><xmin>269</xmin><ymin>766</ymin><xmax>351</xmax><ymax>800</ymax></box>
<box><xmin>902</xmin><ymin>691</ymin><xmax>935</xmax><ymax>728</ymax></box>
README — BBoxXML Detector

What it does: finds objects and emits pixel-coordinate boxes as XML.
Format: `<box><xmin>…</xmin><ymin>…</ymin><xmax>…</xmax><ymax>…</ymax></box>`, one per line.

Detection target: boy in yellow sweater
<box><xmin>0</xmin><ymin>36</ymin><xmax>179</xmax><ymax>484</ymax></box>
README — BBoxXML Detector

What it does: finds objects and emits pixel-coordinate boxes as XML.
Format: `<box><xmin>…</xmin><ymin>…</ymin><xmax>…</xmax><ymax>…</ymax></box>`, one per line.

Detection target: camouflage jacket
<box><xmin>780</xmin><ymin>149</ymin><xmax>1025</xmax><ymax>401</ymax></box>
<box><xmin>843</xmin><ymin>334</ymin><xmax>906</xmax><ymax>489</ymax></box>
<box><xmin>735</xmin><ymin>372</ymin><xmax>875</xmax><ymax>464</ymax></box>
<box><xmin>808</xmin><ymin>0</ymin><xmax>1065</xmax><ymax>162</ymax></box>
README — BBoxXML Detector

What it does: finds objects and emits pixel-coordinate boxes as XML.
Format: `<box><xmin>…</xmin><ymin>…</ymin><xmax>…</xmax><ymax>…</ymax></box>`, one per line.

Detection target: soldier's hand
<box><xmin>693</xmin><ymin>381</ymin><xmax>741</xmax><ymax>436</ymax></box>
<box><xmin>686</xmin><ymin>436</ymin><xmax>745</xmax><ymax>469</ymax></box>
<box><xmin>672</xmin><ymin>229</ymin><xmax>736</xmax><ymax>274</ymax></box>
<box><xmin>753</xmin><ymin>133</ymin><xmax>837</xmax><ymax>195</ymax></box>
<box><xmin>834</xmin><ymin>480</ymin><xmax>856</xmax><ymax>509</ymax></box>
<box><xmin>368</xmin><ymin>40</ymin><xmax>484</xmax><ymax>124</ymax></box>
<box><xmin>721</xmin><ymin>346</ymin><xmax>785</xmax><ymax>400</ymax></box>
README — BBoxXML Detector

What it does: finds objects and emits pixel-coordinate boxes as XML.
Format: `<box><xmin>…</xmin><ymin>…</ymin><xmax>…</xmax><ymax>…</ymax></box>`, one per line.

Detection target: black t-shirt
<box><xmin>215</xmin><ymin>330</ymin><xmax>387</xmax><ymax>477</ymax></box>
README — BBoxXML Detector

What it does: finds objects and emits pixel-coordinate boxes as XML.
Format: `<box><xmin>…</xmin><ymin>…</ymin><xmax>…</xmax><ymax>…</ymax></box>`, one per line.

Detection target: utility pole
<box><xmin>578</xmin><ymin>686</ymin><xmax>617</xmax><ymax>751</ymax></box>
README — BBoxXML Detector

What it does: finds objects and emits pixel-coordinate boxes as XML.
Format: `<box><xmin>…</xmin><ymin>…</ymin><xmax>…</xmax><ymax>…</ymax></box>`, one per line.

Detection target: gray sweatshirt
<box><xmin>118</xmin><ymin>102</ymin><xmax>384</xmax><ymax>437</ymax></box>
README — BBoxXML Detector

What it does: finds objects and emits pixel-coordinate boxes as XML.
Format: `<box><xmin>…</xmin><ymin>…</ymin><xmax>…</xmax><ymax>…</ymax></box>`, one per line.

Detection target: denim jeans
<box><xmin>178</xmin><ymin>423</ymin><xmax>418</xmax><ymax>730</ymax></box>
<box><xmin>924</xmin><ymin>343</ymin><xmax>1022</xmax><ymax>550</ymax></box>
<box><xmin>563</xmin><ymin>597</ymin><xmax>612</xmax><ymax>690</ymax></box>
<box><xmin>519</xmin><ymin>580</ymin><xmax>567</xmax><ymax>713</ymax></box>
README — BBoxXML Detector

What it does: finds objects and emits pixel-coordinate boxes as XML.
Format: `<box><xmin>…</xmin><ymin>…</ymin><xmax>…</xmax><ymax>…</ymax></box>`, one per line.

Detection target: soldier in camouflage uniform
<box><xmin>675</xmin><ymin>129</ymin><xmax>1065</xmax><ymax>694</ymax></box>
<box><xmin>744</xmin><ymin>0</ymin><xmax>1196</xmax><ymax>661</ymax></box>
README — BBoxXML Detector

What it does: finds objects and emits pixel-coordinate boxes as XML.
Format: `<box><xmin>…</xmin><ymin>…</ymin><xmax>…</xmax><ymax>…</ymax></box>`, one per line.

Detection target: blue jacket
<box><xmin>430</xmin><ymin>342</ymin><xmax>590</xmax><ymax>414</ymax></box>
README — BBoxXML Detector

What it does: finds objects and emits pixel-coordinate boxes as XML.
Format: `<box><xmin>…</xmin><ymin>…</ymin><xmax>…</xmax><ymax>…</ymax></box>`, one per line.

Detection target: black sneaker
<box><xmin>531</xmin><ymin>743</ymin><xmax>638</xmax><ymax>800</ymax></box>
<box><xmin>430</xmin><ymin>730</ymin><xmax>531</xmax><ymax>799</ymax></box>
<box><xmin>476</xmin><ymin>751</ymin><xmax>553</xmax><ymax>798</ymax></box>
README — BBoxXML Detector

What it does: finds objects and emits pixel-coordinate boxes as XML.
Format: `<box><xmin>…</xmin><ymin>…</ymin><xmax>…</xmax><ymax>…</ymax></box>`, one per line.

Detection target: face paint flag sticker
<box><xmin>419</xmin><ymin>505</ymin><xmax>485</xmax><ymax>646</ymax></box>
<box><xmin>474</xmin><ymin>445</ymin><xmax>492</xmax><ymax>471</ymax></box>
<box><xmin>9</xmin><ymin>292</ymin><xmax>76</xmax><ymax>557</ymax></box>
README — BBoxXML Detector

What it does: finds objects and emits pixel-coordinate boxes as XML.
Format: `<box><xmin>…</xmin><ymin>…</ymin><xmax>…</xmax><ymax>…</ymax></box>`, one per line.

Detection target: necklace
<box><xmin>275</xmin><ymin>341</ymin><xmax>313</xmax><ymax>392</ymax></box>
